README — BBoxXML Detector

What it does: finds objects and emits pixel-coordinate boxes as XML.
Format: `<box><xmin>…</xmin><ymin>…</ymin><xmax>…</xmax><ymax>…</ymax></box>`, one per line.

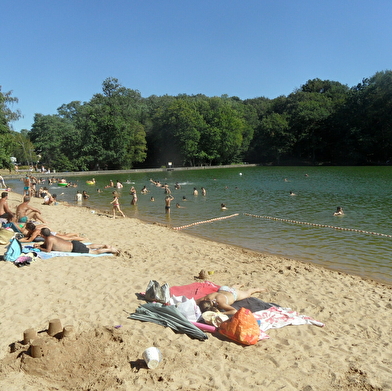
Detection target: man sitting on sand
<box><xmin>34</xmin><ymin>228</ymin><xmax>120</xmax><ymax>255</ymax></box>
<box><xmin>16</xmin><ymin>196</ymin><xmax>46</xmax><ymax>224</ymax></box>
<box><xmin>0</xmin><ymin>192</ymin><xmax>14</xmax><ymax>220</ymax></box>
<box><xmin>196</xmin><ymin>285</ymin><xmax>267</xmax><ymax>315</ymax></box>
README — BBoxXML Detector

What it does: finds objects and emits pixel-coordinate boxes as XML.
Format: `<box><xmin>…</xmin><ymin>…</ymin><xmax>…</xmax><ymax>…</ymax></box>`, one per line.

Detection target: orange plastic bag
<box><xmin>218</xmin><ymin>307</ymin><xmax>260</xmax><ymax>345</ymax></box>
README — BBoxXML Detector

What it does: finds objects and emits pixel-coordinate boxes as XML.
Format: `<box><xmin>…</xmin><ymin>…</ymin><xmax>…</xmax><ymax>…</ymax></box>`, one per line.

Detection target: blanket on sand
<box><xmin>170</xmin><ymin>281</ymin><xmax>220</xmax><ymax>300</ymax></box>
<box><xmin>254</xmin><ymin>306</ymin><xmax>325</xmax><ymax>340</ymax></box>
<box><xmin>22</xmin><ymin>244</ymin><xmax>113</xmax><ymax>259</ymax></box>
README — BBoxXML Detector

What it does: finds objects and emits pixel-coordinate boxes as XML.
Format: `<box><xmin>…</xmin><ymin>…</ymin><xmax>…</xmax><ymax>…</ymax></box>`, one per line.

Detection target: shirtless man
<box><xmin>23</xmin><ymin>175</ymin><xmax>31</xmax><ymax>196</ymax></box>
<box><xmin>196</xmin><ymin>285</ymin><xmax>267</xmax><ymax>315</ymax></box>
<box><xmin>19</xmin><ymin>222</ymin><xmax>85</xmax><ymax>243</ymax></box>
<box><xmin>0</xmin><ymin>192</ymin><xmax>14</xmax><ymax>220</ymax></box>
<box><xmin>16</xmin><ymin>196</ymin><xmax>46</xmax><ymax>224</ymax></box>
<box><xmin>35</xmin><ymin>228</ymin><xmax>120</xmax><ymax>255</ymax></box>
<box><xmin>165</xmin><ymin>195</ymin><xmax>174</xmax><ymax>213</ymax></box>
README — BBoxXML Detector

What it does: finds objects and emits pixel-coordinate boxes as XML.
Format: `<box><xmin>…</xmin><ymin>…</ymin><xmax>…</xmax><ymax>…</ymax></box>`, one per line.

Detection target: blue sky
<box><xmin>2</xmin><ymin>0</ymin><xmax>391</xmax><ymax>132</ymax></box>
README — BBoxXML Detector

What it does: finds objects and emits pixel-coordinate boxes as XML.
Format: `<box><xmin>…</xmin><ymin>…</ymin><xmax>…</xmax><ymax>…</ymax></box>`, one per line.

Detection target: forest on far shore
<box><xmin>1</xmin><ymin>70</ymin><xmax>391</xmax><ymax>171</ymax></box>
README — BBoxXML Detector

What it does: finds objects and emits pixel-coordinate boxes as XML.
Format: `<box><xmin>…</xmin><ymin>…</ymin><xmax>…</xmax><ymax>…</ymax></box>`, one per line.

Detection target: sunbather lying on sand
<box><xmin>196</xmin><ymin>285</ymin><xmax>267</xmax><ymax>315</ymax></box>
<box><xmin>34</xmin><ymin>228</ymin><xmax>120</xmax><ymax>255</ymax></box>
<box><xmin>19</xmin><ymin>222</ymin><xmax>85</xmax><ymax>242</ymax></box>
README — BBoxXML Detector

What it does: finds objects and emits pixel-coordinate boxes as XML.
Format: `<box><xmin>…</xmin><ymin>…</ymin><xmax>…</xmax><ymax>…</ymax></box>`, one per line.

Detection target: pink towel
<box><xmin>170</xmin><ymin>281</ymin><xmax>220</xmax><ymax>300</ymax></box>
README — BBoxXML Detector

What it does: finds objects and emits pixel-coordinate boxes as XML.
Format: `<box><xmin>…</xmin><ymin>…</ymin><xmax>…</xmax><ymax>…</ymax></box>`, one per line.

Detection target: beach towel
<box><xmin>36</xmin><ymin>251</ymin><xmax>113</xmax><ymax>259</ymax></box>
<box><xmin>21</xmin><ymin>245</ymin><xmax>113</xmax><ymax>259</ymax></box>
<box><xmin>232</xmin><ymin>297</ymin><xmax>279</xmax><ymax>312</ymax></box>
<box><xmin>253</xmin><ymin>306</ymin><xmax>325</xmax><ymax>340</ymax></box>
<box><xmin>170</xmin><ymin>281</ymin><xmax>220</xmax><ymax>300</ymax></box>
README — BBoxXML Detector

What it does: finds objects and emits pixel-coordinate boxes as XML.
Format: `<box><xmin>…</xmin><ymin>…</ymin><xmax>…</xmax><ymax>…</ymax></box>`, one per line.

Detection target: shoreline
<box><xmin>4</xmin><ymin>180</ymin><xmax>392</xmax><ymax>288</ymax></box>
<box><xmin>1</xmin><ymin>191</ymin><xmax>392</xmax><ymax>390</ymax></box>
<box><xmin>0</xmin><ymin>163</ymin><xmax>258</xmax><ymax>181</ymax></box>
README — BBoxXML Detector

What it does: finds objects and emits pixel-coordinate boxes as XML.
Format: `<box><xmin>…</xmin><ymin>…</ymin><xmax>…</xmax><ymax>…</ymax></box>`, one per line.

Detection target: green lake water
<box><xmin>8</xmin><ymin>166</ymin><xmax>392</xmax><ymax>285</ymax></box>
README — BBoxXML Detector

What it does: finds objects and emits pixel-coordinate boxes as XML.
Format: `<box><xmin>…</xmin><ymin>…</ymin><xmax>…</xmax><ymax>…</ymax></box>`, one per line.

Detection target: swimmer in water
<box><xmin>334</xmin><ymin>206</ymin><xmax>344</xmax><ymax>216</ymax></box>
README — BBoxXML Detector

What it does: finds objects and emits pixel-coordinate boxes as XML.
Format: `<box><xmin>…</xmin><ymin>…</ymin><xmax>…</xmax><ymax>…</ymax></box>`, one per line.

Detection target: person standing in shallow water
<box><xmin>111</xmin><ymin>191</ymin><xmax>126</xmax><ymax>219</ymax></box>
<box><xmin>165</xmin><ymin>195</ymin><xmax>174</xmax><ymax>213</ymax></box>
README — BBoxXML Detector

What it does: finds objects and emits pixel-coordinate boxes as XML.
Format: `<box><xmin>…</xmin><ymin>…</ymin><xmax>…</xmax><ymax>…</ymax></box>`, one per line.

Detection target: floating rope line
<box><xmin>172</xmin><ymin>213</ymin><xmax>239</xmax><ymax>230</ymax></box>
<box><xmin>244</xmin><ymin>213</ymin><xmax>392</xmax><ymax>238</ymax></box>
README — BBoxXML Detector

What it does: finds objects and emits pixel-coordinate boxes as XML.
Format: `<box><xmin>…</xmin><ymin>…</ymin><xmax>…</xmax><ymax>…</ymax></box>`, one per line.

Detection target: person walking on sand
<box><xmin>111</xmin><ymin>191</ymin><xmax>125</xmax><ymax>218</ymax></box>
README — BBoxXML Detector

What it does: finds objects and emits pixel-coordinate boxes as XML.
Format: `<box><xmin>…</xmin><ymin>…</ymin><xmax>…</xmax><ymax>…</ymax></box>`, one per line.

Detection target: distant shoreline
<box><xmin>1</xmin><ymin>163</ymin><xmax>257</xmax><ymax>180</ymax></box>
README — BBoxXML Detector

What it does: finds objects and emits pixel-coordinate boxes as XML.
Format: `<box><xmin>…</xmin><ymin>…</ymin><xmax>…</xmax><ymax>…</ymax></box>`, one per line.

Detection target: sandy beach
<box><xmin>0</xmin><ymin>191</ymin><xmax>391</xmax><ymax>390</ymax></box>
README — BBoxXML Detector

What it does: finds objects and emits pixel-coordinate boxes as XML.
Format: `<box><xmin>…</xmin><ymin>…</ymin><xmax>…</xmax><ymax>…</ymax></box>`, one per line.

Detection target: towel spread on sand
<box><xmin>170</xmin><ymin>281</ymin><xmax>220</xmax><ymax>300</ymax></box>
<box><xmin>22</xmin><ymin>244</ymin><xmax>112</xmax><ymax>259</ymax></box>
<box><xmin>253</xmin><ymin>306</ymin><xmax>325</xmax><ymax>340</ymax></box>
<box><xmin>36</xmin><ymin>251</ymin><xmax>112</xmax><ymax>259</ymax></box>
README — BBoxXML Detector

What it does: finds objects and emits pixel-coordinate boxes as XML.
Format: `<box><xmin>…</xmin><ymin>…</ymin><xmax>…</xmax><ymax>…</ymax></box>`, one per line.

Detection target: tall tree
<box><xmin>78</xmin><ymin>78</ymin><xmax>147</xmax><ymax>169</ymax></box>
<box><xmin>0</xmin><ymin>87</ymin><xmax>22</xmax><ymax>168</ymax></box>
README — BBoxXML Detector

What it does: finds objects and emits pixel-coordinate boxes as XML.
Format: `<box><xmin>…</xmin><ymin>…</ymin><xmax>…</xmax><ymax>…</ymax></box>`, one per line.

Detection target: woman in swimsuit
<box><xmin>111</xmin><ymin>191</ymin><xmax>126</xmax><ymax>219</ymax></box>
<box><xmin>196</xmin><ymin>285</ymin><xmax>267</xmax><ymax>315</ymax></box>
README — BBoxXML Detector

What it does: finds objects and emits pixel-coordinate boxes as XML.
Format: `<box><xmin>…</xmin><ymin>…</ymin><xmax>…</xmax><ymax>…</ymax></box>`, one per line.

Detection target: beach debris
<box><xmin>142</xmin><ymin>347</ymin><xmax>162</xmax><ymax>369</ymax></box>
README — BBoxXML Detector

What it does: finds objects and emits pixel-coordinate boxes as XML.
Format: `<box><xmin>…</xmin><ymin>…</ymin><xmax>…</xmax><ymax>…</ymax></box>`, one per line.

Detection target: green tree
<box><xmin>151</xmin><ymin>98</ymin><xmax>204</xmax><ymax>166</ymax></box>
<box><xmin>258</xmin><ymin>113</ymin><xmax>294</xmax><ymax>164</ymax></box>
<box><xmin>29</xmin><ymin>114</ymin><xmax>79</xmax><ymax>170</ymax></box>
<box><xmin>79</xmin><ymin>78</ymin><xmax>147</xmax><ymax>169</ymax></box>
<box><xmin>0</xmin><ymin>87</ymin><xmax>22</xmax><ymax>169</ymax></box>
<box><xmin>11</xmin><ymin>131</ymin><xmax>38</xmax><ymax>165</ymax></box>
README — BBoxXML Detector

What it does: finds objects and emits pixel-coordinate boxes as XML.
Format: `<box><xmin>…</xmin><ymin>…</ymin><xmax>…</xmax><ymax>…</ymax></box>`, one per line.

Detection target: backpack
<box><xmin>4</xmin><ymin>238</ymin><xmax>22</xmax><ymax>262</ymax></box>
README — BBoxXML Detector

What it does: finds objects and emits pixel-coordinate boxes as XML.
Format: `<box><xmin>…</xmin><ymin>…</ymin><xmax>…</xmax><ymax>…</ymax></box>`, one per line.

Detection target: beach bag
<box><xmin>218</xmin><ymin>307</ymin><xmax>260</xmax><ymax>345</ymax></box>
<box><xmin>145</xmin><ymin>280</ymin><xmax>170</xmax><ymax>304</ymax></box>
<box><xmin>0</xmin><ymin>228</ymin><xmax>14</xmax><ymax>245</ymax></box>
<box><xmin>4</xmin><ymin>238</ymin><xmax>23</xmax><ymax>262</ymax></box>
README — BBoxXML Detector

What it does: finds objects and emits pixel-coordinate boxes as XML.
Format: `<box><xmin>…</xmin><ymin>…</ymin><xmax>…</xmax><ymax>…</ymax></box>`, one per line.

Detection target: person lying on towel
<box><xmin>34</xmin><ymin>228</ymin><xmax>120</xmax><ymax>255</ymax></box>
<box><xmin>196</xmin><ymin>285</ymin><xmax>267</xmax><ymax>315</ymax></box>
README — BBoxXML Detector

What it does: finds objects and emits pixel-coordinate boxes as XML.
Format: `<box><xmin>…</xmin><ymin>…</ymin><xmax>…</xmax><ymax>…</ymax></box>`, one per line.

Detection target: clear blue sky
<box><xmin>2</xmin><ymin>0</ymin><xmax>391</xmax><ymax>132</ymax></box>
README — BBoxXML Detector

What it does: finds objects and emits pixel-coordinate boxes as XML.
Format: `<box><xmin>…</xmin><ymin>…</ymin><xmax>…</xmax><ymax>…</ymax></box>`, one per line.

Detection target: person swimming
<box><xmin>334</xmin><ymin>206</ymin><xmax>344</xmax><ymax>216</ymax></box>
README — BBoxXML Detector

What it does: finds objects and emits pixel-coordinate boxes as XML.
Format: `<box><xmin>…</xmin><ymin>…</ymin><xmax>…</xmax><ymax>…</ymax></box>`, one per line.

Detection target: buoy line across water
<box><xmin>172</xmin><ymin>213</ymin><xmax>239</xmax><ymax>230</ymax></box>
<box><xmin>243</xmin><ymin>213</ymin><xmax>392</xmax><ymax>238</ymax></box>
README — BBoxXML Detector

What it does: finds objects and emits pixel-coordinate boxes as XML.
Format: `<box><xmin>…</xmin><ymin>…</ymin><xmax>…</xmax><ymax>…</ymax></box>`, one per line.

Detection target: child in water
<box><xmin>111</xmin><ymin>191</ymin><xmax>126</xmax><ymax>219</ymax></box>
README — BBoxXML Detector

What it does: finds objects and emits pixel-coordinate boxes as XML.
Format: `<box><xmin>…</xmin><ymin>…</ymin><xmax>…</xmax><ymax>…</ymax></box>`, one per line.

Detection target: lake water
<box><xmin>7</xmin><ymin>166</ymin><xmax>392</xmax><ymax>285</ymax></box>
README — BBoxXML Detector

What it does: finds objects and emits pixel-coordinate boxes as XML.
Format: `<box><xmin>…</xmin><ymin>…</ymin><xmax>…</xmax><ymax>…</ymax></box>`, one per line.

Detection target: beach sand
<box><xmin>0</xmin><ymin>192</ymin><xmax>391</xmax><ymax>390</ymax></box>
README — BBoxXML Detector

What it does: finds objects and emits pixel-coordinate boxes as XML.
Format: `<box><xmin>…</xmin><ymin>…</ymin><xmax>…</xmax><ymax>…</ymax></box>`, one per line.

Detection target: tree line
<box><xmin>1</xmin><ymin>70</ymin><xmax>392</xmax><ymax>171</ymax></box>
